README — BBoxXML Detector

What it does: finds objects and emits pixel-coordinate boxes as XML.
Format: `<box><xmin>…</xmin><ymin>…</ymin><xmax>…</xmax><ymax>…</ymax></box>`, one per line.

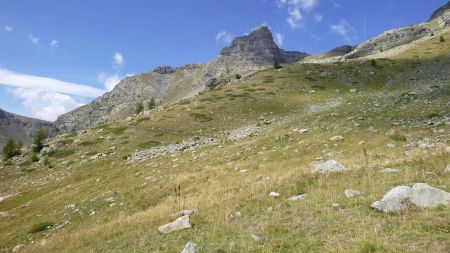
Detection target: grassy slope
<box><xmin>0</xmin><ymin>32</ymin><xmax>449</xmax><ymax>253</ymax></box>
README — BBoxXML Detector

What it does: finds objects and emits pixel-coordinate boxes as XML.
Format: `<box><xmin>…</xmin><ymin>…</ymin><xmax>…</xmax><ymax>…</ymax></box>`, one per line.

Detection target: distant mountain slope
<box><xmin>0</xmin><ymin>108</ymin><xmax>53</xmax><ymax>151</ymax></box>
<box><xmin>54</xmin><ymin>27</ymin><xmax>307</xmax><ymax>134</ymax></box>
<box><xmin>429</xmin><ymin>1</ymin><xmax>450</xmax><ymax>21</ymax></box>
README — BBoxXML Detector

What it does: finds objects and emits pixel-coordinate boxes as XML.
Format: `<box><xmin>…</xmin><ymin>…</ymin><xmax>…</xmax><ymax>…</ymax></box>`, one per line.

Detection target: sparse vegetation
<box><xmin>31</xmin><ymin>152</ymin><xmax>39</xmax><ymax>162</ymax></box>
<box><xmin>30</xmin><ymin>222</ymin><xmax>53</xmax><ymax>233</ymax></box>
<box><xmin>32</xmin><ymin>129</ymin><xmax>48</xmax><ymax>153</ymax></box>
<box><xmin>148</xmin><ymin>97</ymin><xmax>156</xmax><ymax>110</ymax></box>
<box><xmin>135</xmin><ymin>102</ymin><xmax>144</xmax><ymax>114</ymax></box>
<box><xmin>390</xmin><ymin>133</ymin><xmax>407</xmax><ymax>142</ymax></box>
<box><xmin>2</xmin><ymin>138</ymin><xmax>22</xmax><ymax>160</ymax></box>
<box><xmin>273</xmin><ymin>61</ymin><xmax>282</xmax><ymax>69</ymax></box>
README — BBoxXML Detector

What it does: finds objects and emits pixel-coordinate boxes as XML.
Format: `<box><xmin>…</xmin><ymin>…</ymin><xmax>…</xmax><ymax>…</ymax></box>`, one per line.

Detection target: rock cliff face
<box><xmin>429</xmin><ymin>1</ymin><xmax>450</xmax><ymax>21</ymax></box>
<box><xmin>54</xmin><ymin>26</ymin><xmax>308</xmax><ymax>133</ymax></box>
<box><xmin>0</xmin><ymin>108</ymin><xmax>53</xmax><ymax>150</ymax></box>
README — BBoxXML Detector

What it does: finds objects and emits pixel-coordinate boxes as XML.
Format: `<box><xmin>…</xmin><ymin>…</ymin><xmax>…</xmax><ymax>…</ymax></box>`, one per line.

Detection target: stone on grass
<box><xmin>269</xmin><ymin>192</ymin><xmax>280</xmax><ymax>197</ymax></box>
<box><xmin>181</xmin><ymin>241</ymin><xmax>197</xmax><ymax>253</ymax></box>
<box><xmin>287</xmin><ymin>194</ymin><xmax>307</xmax><ymax>201</ymax></box>
<box><xmin>173</xmin><ymin>209</ymin><xmax>197</xmax><ymax>217</ymax></box>
<box><xmin>371</xmin><ymin>183</ymin><xmax>450</xmax><ymax>213</ymax></box>
<box><xmin>13</xmin><ymin>244</ymin><xmax>24</xmax><ymax>252</ymax></box>
<box><xmin>158</xmin><ymin>215</ymin><xmax>192</xmax><ymax>234</ymax></box>
<box><xmin>379</xmin><ymin>168</ymin><xmax>400</xmax><ymax>173</ymax></box>
<box><xmin>350</xmin><ymin>88</ymin><xmax>358</xmax><ymax>93</ymax></box>
<box><xmin>344</xmin><ymin>189</ymin><xmax>361</xmax><ymax>198</ymax></box>
<box><xmin>312</xmin><ymin>160</ymin><xmax>345</xmax><ymax>174</ymax></box>
<box><xmin>386</xmin><ymin>143</ymin><xmax>396</xmax><ymax>149</ymax></box>
<box><xmin>330</xmin><ymin>136</ymin><xmax>344</xmax><ymax>142</ymax></box>
<box><xmin>445</xmin><ymin>164</ymin><xmax>450</xmax><ymax>173</ymax></box>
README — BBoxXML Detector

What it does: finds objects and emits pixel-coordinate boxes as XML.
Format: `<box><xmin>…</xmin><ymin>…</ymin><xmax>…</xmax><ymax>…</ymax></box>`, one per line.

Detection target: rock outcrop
<box><xmin>0</xmin><ymin>108</ymin><xmax>53</xmax><ymax>151</ymax></box>
<box><xmin>429</xmin><ymin>1</ymin><xmax>450</xmax><ymax>21</ymax></box>
<box><xmin>54</xmin><ymin>26</ymin><xmax>307</xmax><ymax>133</ymax></box>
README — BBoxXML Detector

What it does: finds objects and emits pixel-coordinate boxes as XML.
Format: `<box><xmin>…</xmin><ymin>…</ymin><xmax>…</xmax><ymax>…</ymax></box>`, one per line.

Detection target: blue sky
<box><xmin>0</xmin><ymin>0</ymin><xmax>447</xmax><ymax>121</ymax></box>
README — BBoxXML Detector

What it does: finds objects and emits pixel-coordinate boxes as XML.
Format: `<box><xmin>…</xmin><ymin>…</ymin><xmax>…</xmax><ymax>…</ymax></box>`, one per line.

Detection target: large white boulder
<box><xmin>371</xmin><ymin>183</ymin><xmax>450</xmax><ymax>213</ymax></box>
<box><xmin>312</xmin><ymin>160</ymin><xmax>346</xmax><ymax>174</ymax></box>
<box><xmin>158</xmin><ymin>215</ymin><xmax>192</xmax><ymax>234</ymax></box>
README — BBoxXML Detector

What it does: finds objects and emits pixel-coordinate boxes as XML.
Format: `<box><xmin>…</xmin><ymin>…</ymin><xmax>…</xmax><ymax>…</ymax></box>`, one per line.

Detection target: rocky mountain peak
<box><xmin>219</xmin><ymin>26</ymin><xmax>307</xmax><ymax>65</ymax></box>
<box><xmin>429</xmin><ymin>1</ymin><xmax>450</xmax><ymax>21</ymax></box>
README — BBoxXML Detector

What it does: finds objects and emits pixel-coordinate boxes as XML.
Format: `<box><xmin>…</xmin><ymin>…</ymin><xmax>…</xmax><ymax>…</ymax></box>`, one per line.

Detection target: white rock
<box><xmin>0</xmin><ymin>211</ymin><xmax>9</xmax><ymax>217</ymax></box>
<box><xmin>65</xmin><ymin>204</ymin><xmax>76</xmax><ymax>209</ymax></box>
<box><xmin>445</xmin><ymin>164</ymin><xmax>450</xmax><ymax>173</ymax></box>
<box><xmin>386</xmin><ymin>143</ymin><xmax>396</xmax><ymax>149</ymax></box>
<box><xmin>344</xmin><ymin>189</ymin><xmax>361</xmax><ymax>198</ymax></box>
<box><xmin>297</xmin><ymin>128</ymin><xmax>309</xmax><ymax>134</ymax></box>
<box><xmin>181</xmin><ymin>241</ymin><xmax>197</xmax><ymax>253</ymax></box>
<box><xmin>269</xmin><ymin>192</ymin><xmax>280</xmax><ymax>197</ymax></box>
<box><xmin>379</xmin><ymin>168</ymin><xmax>400</xmax><ymax>173</ymax></box>
<box><xmin>330</xmin><ymin>136</ymin><xmax>344</xmax><ymax>142</ymax></box>
<box><xmin>350</xmin><ymin>88</ymin><xmax>358</xmax><ymax>93</ymax></box>
<box><xmin>173</xmin><ymin>209</ymin><xmax>197</xmax><ymax>217</ymax></box>
<box><xmin>158</xmin><ymin>215</ymin><xmax>192</xmax><ymax>234</ymax></box>
<box><xmin>13</xmin><ymin>244</ymin><xmax>24</xmax><ymax>252</ymax></box>
<box><xmin>0</xmin><ymin>194</ymin><xmax>13</xmax><ymax>203</ymax></box>
<box><xmin>312</xmin><ymin>160</ymin><xmax>345</xmax><ymax>174</ymax></box>
<box><xmin>287</xmin><ymin>194</ymin><xmax>307</xmax><ymax>201</ymax></box>
<box><xmin>371</xmin><ymin>183</ymin><xmax>450</xmax><ymax>213</ymax></box>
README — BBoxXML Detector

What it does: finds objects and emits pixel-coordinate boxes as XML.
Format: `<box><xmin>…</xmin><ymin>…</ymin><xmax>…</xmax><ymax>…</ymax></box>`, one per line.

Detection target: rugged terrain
<box><xmin>1</xmin><ymin>3</ymin><xmax>450</xmax><ymax>253</ymax></box>
<box><xmin>53</xmin><ymin>27</ymin><xmax>307</xmax><ymax>134</ymax></box>
<box><xmin>0</xmin><ymin>109</ymin><xmax>52</xmax><ymax>152</ymax></box>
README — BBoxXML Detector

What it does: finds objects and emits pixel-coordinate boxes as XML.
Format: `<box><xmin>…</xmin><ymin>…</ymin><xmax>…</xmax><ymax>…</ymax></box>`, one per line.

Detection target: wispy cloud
<box><xmin>8</xmin><ymin>88</ymin><xmax>83</xmax><ymax>121</ymax></box>
<box><xmin>314</xmin><ymin>13</ymin><xmax>323</xmax><ymax>22</ymax></box>
<box><xmin>113</xmin><ymin>52</ymin><xmax>124</xmax><ymax>69</ymax></box>
<box><xmin>3</xmin><ymin>25</ymin><xmax>13</xmax><ymax>32</ymax></box>
<box><xmin>330</xmin><ymin>19</ymin><xmax>357</xmax><ymax>43</ymax></box>
<box><xmin>215</xmin><ymin>30</ymin><xmax>234</xmax><ymax>45</ymax></box>
<box><xmin>0</xmin><ymin>68</ymin><xmax>104</xmax><ymax>97</ymax></box>
<box><xmin>274</xmin><ymin>32</ymin><xmax>284</xmax><ymax>46</ymax></box>
<box><xmin>50</xmin><ymin>40</ymin><xmax>59</xmax><ymax>47</ymax></box>
<box><xmin>276</xmin><ymin>0</ymin><xmax>319</xmax><ymax>28</ymax></box>
<box><xmin>28</xmin><ymin>33</ymin><xmax>40</xmax><ymax>44</ymax></box>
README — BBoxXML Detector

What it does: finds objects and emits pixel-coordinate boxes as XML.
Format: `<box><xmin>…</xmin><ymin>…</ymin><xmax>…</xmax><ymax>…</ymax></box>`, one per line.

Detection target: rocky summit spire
<box><xmin>219</xmin><ymin>26</ymin><xmax>307</xmax><ymax>65</ymax></box>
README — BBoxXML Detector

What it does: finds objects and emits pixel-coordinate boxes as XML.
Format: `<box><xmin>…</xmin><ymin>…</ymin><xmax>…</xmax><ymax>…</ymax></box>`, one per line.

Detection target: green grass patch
<box><xmin>110</xmin><ymin>127</ymin><xmax>127</xmax><ymax>135</ymax></box>
<box><xmin>48</xmin><ymin>149</ymin><xmax>76</xmax><ymax>158</ymax></box>
<box><xmin>390</xmin><ymin>133</ymin><xmax>407</xmax><ymax>142</ymax></box>
<box><xmin>189</xmin><ymin>112</ymin><xmax>213</xmax><ymax>122</ymax></box>
<box><xmin>30</xmin><ymin>221</ymin><xmax>53</xmax><ymax>233</ymax></box>
<box><xmin>137</xmin><ymin>140</ymin><xmax>161</xmax><ymax>149</ymax></box>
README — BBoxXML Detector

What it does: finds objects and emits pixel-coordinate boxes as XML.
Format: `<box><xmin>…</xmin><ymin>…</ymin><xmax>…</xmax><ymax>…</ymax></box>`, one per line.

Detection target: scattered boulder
<box><xmin>269</xmin><ymin>192</ymin><xmax>280</xmax><ymax>197</ymax></box>
<box><xmin>330</xmin><ymin>136</ymin><xmax>344</xmax><ymax>142</ymax></box>
<box><xmin>344</xmin><ymin>189</ymin><xmax>361</xmax><ymax>198</ymax></box>
<box><xmin>181</xmin><ymin>241</ymin><xmax>197</xmax><ymax>253</ymax></box>
<box><xmin>312</xmin><ymin>160</ymin><xmax>346</xmax><ymax>174</ymax></box>
<box><xmin>349</xmin><ymin>88</ymin><xmax>358</xmax><ymax>93</ymax></box>
<box><xmin>158</xmin><ymin>215</ymin><xmax>192</xmax><ymax>234</ymax></box>
<box><xmin>0</xmin><ymin>211</ymin><xmax>10</xmax><ymax>217</ymax></box>
<box><xmin>12</xmin><ymin>244</ymin><xmax>24</xmax><ymax>252</ymax></box>
<box><xmin>0</xmin><ymin>194</ymin><xmax>13</xmax><ymax>203</ymax></box>
<box><xmin>445</xmin><ymin>164</ymin><xmax>450</xmax><ymax>173</ymax></box>
<box><xmin>379</xmin><ymin>168</ymin><xmax>400</xmax><ymax>173</ymax></box>
<box><xmin>386</xmin><ymin>143</ymin><xmax>396</xmax><ymax>149</ymax></box>
<box><xmin>287</xmin><ymin>194</ymin><xmax>307</xmax><ymax>201</ymax></box>
<box><xmin>371</xmin><ymin>183</ymin><xmax>450</xmax><ymax>213</ymax></box>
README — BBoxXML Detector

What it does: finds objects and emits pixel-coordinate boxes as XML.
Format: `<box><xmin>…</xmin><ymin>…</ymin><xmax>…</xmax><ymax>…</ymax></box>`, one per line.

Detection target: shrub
<box><xmin>30</xmin><ymin>221</ymin><xmax>53</xmax><ymax>233</ymax></box>
<box><xmin>370</xmin><ymin>59</ymin><xmax>377</xmax><ymax>67</ymax></box>
<box><xmin>390</xmin><ymin>133</ymin><xmax>407</xmax><ymax>142</ymax></box>
<box><xmin>440</xmin><ymin>36</ymin><xmax>445</xmax><ymax>43</ymax></box>
<box><xmin>273</xmin><ymin>61</ymin><xmax>282</xmax><ymax>69</ymax></box>
<box><xmin>135</xmin><ymin>102</ymin><xmax>144</xmax><ymax>114</ymax></box>
<box><xmin>33</xmin><ymin>129</ymin><xmax>48</xmax><ymax>153</ymax></box>
<box><xmin>48</xmin><ymin>149</ymin><xmax>75</xmax><ymax>158</ymax></box>
<box><xmin>2</xmin><ymin>139</ymin><xmax>22</xmax><ymax>160</ymax></box>
<box><xmin>31</xmin><ymin>152</ymin><xmax>39</xmax><ymax>163</ymax></box>
<box><xmin>235</xmin><ymin>74</ymin><xmax>242</xmax><ymax>79</ymax></box>
<box><xmin>147</xmin><ymin>97</ymin><xmax>156</xmax><ymax>110</ymax></box>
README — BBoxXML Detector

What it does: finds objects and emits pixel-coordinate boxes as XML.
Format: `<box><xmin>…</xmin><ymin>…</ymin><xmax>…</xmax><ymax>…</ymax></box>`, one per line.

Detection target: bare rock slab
<box><xmin>158</xmin><ymin>215</ymin><xmax>192</xmax><ymax>234</ymax></box>
<box><xmin>371</xmin><ymin>183</ymin><xmax>450</xmax><ymax>213</ymax></box>
<box><xmin>312</xmin><ymin>160</ymin><xmax>346</xmax><ymax>174</ymax></box>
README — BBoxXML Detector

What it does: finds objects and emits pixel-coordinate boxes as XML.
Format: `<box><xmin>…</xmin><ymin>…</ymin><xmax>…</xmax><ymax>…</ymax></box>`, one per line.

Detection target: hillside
<box><xmin>0</xmin><ymin>23</ymin><xmax>449</xmax><ymax>252</ymax></box>
<box><xmin>0</xmin><ymin>109</ymin><xmax>53</xmax><ymax>153</ymax></box>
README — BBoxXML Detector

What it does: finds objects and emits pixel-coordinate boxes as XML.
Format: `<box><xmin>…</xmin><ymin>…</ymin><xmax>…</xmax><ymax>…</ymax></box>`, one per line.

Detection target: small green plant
<box><xmin>440</xmin><ymin>36</ymin><xmax>445</xmax><ymax>43</ymax></box>
<box><xmin>235</xmin><ymin>74</ymin><xmax>242</xmax><ymax>79</ymax></box>
<box><xmin>390</xmin><ymin>133</ymin><xmax>407</xmax><ymax>142</ymax></box>
<box><xmin>273</xmin><ymin>61</ymin><xmax>282</xmax><ymax>69</ymax></box>
<box><xmin>147</xmin><ymin>97</ymin><xmax>156</xmax><ymax>110</ymax></box>
<box><xmin>30</xmin><ymin>221</ymin><xmax>53</xmax><ymax>233</ymax></box>
<box><xmin>43</xmin><ymin>157</ymin><xmax>53</xmax><ymax>168</ymax></box>
<box><xmin>370</xmin><ymin>59</ymin><xmax>377</xmax><ymax>67</ymax></box>
<box><xmin>33</xmin><ymin>129</ymin><xmax>48</xmax><ymax>153</ymax></box>
<box><xmin>430</xmin><ymin>32</ymin><xmax>434</xmax><ymax>37</ymax></box>
<box><xmin>135</xmin><ymin>102</ymin><xmax>144</xmax><ymax>114</ymax></box>
<box><xmin>2</xmin><ymin>139</ymin><xmax>22</xmax><ymax>160</ymax></box>
<box><xmin>48</xmin><ymin>149</ymin><xmax>75</xmax><ymax>158</ymax></box>
<box><xmin>31</xmin><ymin>152</ymin><xmax>39</xmax><ymax>163</ymax></box>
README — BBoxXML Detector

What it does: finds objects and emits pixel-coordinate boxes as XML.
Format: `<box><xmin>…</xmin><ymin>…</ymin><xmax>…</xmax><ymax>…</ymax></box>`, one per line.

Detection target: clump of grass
<box><xmin>110</xmin><ymin>127</ymin><xmax>127</xmax><ymax>135</ymax></box>
<box><xmin>30</xmin><ymin>221</ymin><xmax>54</xmax><ymax>233</ymax></box>
<box><xmin>235</xmin><ymin>74</ymin><xmax>242</xmax><ymax>79</ymax></box>
<box><xmin>311</xmin><ymin>85</ymin><xmax>325</xmax><ymax>90</ymax></box>
<box><xmin>85</xmin><ymin>151</ymin><xmax>99</xmax><ymax>156</ymax></box>
<box><xmin>189</xmin><ymin>112</ymin><xmax>213</xmax><ymax>122</ymax></box>
<box><xmin>79</xmin><ymin>139</ymin><xmax>103</xmax><ymax>146</ymax></box>
<box><xmin>440</xmin><ymin>36</ymin><xmax>445</xmax><ymax>43</ymax></box>
<box><xmin>66</xmin><ymin>131</ymin><xmax>78</xmax><ymax>138</ymax></box>
<box><xmin>31</xmin><ymin>152</ymin><xmax>39</xmax><ymax>163</ymax></box>
<box><xmin>390</xmin><ymin>133</ymin><xmax>407</xmax><ymax>142</ymax></box>
<box><xmin>59</xmin><ymin>139</ymin><xmax>74</xmax><ymax>145</ymax></box>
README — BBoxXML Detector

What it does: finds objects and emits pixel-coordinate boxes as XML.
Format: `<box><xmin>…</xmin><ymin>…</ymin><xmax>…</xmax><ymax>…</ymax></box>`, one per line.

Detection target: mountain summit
<box><xmin>54</xmin><ymin>27</ymin><xmax>307</xmax><ymax>133</ymax></box>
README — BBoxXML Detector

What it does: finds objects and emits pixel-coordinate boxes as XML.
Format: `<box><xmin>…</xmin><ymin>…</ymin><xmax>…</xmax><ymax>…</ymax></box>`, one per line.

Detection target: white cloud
<box><xmin>113</xmin><ymin>52</ymin><xmax>124</xmax><ymax>69</ymax></box>
<box><xmin>0</xmin><ymin>68</ymin><xmax>104</xmax><ymax>97</ymax></box>
<box><xmin>28</xmin><ymin>33</ymin><xmax>40</xmax><ymax>44</ymax></box>
<box><xmin>314</xmin><ymin>13</ymin><xmax>323</xmax><ymax>22</ymax></box>
<box><xmin>274</xmin><ymin>32</ymin><xmax>284</xmax><ymax>47</ymax></box>
<box><xmin>97</xmin><ymin>72</ymin><xmax>122</xmax><ymax>91</ymax></box>
<box><xmin>330</xmin><ymin>19</ymin><xmax>357</xmax><ymax>43</ymax></box>
<box><xmin>50</xmin><ymin>40</ymin><xmax>59</xmax><ymax>47</ymax></box>
<box><xmin>277</xmin><ymin>0</ymin><xmax>319</xmax><ymax>28</ymax></box>
<box><xmin>215</xmin><ymin>30</ymin><xmax>234</xmax><ymax>45</ymax></box>
<box><xmin>8</xmin><ymin>88</ymin><xmax>84</xmax><ymax>121</ymax></box>
<box><xmin>3</xmin><ymin>25</ymin><xmax>13</xmax><ymax>32</ymax></box>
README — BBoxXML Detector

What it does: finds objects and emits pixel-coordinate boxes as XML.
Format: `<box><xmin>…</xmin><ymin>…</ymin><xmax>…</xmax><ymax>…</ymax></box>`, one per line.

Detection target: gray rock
<box><xmin>181</xmin><ymin>241</ymin><xmax>197</xmax><ymax>253</ymax></box>
<box><xmin>269</xmin><ymin>192</ymin><xmax>280</xmax><ymax>197</ymax></box>
<box><xmin>379</xmin><ymin>168</ymin><xmax>400</xmax><ymax>173</ymax></box>
<box><xmin>287</xmin><ymin>194</ymin><xmax>307</xmax><ymax>201</ymax></box>
<box><xmin>386</xmin><ymin>143</ymin><xmax>396</xmax><ymax>149</ymax></box>
<box><xmin>445</xmin><ymin>164</ymin><xmax>450</xmax><ymax>173</ymax></box>
<box><xmin>344</xmin><ymin>189</ymin><xmax>361</xmax><ymax>198</ymax></box>
<box><xmin>330</xmin><ymin>136</ymin><xmax>344</xmax><ymax>142</ymax></box>
<box><xmin>371</xmin><ymin>183</ymin><xmax>450</xmax><ymax>212</ymax></box>
<box><xmin>153</xmin><ymin>66</ymin><xmax>176</xmax><ymax>74</ymax></box>
<box><xmin>312</xmin><ymin>160</ymin><xmax>346</xmax><ymax>174</ymax></box>
<box><xmin>158</xmin><ymin>215</ymin><xmax>192</xmax><ymax>234</ymax></box>
<box><xmin>12</xmin><ymin>244</ymin><xmax>24</xmax><ymax>252</ymax></box>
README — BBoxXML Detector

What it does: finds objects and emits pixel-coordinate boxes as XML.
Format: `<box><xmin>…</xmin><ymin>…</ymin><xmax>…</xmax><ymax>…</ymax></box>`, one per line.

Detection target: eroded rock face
<box><xmin>371</xmin><ymin>183</ymin><xmax>450</xmax><ymax>213</ymax></box>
